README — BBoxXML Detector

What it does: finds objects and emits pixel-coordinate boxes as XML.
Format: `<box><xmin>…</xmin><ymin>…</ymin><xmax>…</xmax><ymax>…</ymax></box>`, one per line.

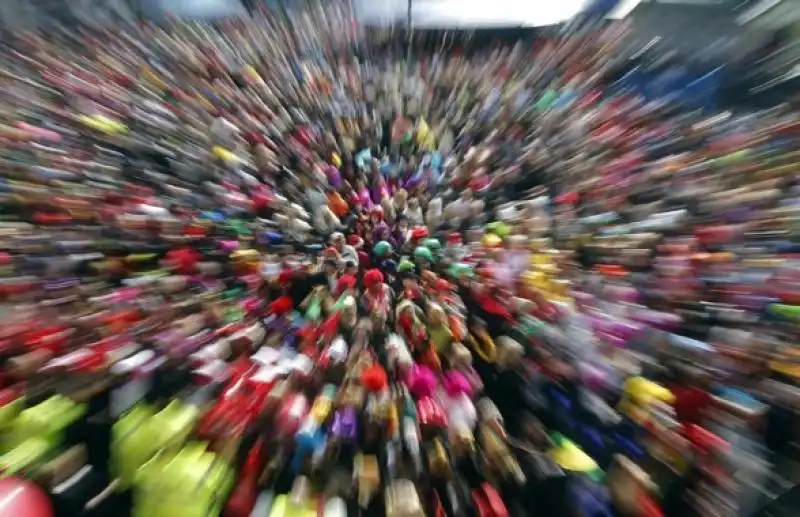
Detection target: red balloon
<box><xmin>0</xmin><ymin>477</ymin><xmax>53</xmax><ymax>517</ymax></box>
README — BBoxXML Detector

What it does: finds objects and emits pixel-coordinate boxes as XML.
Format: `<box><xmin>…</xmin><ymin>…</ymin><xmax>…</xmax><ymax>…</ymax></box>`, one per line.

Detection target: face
<box><xmin>325</xmin><ymin>263</ymin><xmax>337</xmax><ymax>276</ymax></box>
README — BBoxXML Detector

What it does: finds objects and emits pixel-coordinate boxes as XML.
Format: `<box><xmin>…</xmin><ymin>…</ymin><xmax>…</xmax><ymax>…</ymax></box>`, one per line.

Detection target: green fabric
<box><xmin>332</xmin><ymin>294</ymin><xmax>350</xmax><ymax>312</ymax></box>
<box><xmin>715</xmin><ymin>149</ymin><xmax>750</xmax><ymax>166</ymax></box>
<box><xmin>429</xmin><ymin>325</ymin><xmax>452</xmax><ymax>354</ymax></box>
<box><xmin>224</xmin><ymin>287</ymin><xmax>244</xmax><ymax>299</ymax></box>
<box><xmin>535</xmin><ymin>89</ymin><xmax>558</xmax><ymax>111</ymax></box>
<box><xmin>305</xmin><ymin>298</ymin><xmax>322</xmax><ymax>321</ymax></box>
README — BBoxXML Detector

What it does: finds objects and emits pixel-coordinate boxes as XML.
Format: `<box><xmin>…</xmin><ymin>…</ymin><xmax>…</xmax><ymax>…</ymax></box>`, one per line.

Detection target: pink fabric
<box><xmin>15</xmin><ymin>122</ymin><xmax>61</xmax><ymax>142</ymax></box>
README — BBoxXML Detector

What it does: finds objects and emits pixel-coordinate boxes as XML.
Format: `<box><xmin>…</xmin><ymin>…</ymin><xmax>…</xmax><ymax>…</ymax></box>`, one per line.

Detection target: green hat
<box><xmin>485</xmin><ymin>221</ymin><xmax>510</xmax><ymax>238</ymax></box>
<box><xmin>413</xmin><ymin>246</ymin><xmax>433</xmax><ymax>263</ymax></box>
<box><xmin>448</xmin><ymin>263</ymin><xmax>474</xmax><ymax>279</ymax></box>
<box><xmin>374</xmin><ymin>240</ymin><xmax>393</xmax><ymax>257</ymax></box>
<box><xmin>423</xmin><ymin>238</ymin><xmax>442</xmax><ymax>251</ymax></box>
<box><xmin>398</xmin><ymin>259</ymin><xmax>416</xmax><ymax>273</ymax></box>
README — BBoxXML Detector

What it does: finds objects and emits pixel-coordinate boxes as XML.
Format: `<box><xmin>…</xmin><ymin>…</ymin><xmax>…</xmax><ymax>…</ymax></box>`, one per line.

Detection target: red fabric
<box><xmin>670</xmin><ymin>385</ymin><xmax>712</xmax><ymax>425</ymax></box>
<box><xmin>474</xmin><ymin>292</ymin><xmax>513</xmax><ymax>322</ymax></box>
<box><xmin>269</xmin><ymin>297</ymin><xmax>294</xmax><ymax>316</ymax></box>
<box><xmin>322</xmin><ymin>313</ymin><xmax>341</xmax><ymax>343</ymax></box>
<box><xmin>167</xmin><ymin>247</ymin><xmax>201</xmax><ymax>275</ymax></box>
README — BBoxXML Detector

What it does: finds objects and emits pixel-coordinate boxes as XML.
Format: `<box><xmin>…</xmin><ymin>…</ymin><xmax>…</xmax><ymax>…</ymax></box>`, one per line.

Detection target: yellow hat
<box><xmin>623</xmin><ymin>377</ymin><xmax>675</xmax><ymax>405</ymax></box>
<box><xmin>212</xmin><ymin>146</ymin><xmax>241</xmax><ymax>164</ymax></box>
<box><xmin>481</xmin><ymin>233</ymin><xmax>503</xmax><ymax>248</ymax></box>
<box><xmin>549</xmin><ymin>437</ymin><xmax>598</xmax><ymax>473</ymax></box>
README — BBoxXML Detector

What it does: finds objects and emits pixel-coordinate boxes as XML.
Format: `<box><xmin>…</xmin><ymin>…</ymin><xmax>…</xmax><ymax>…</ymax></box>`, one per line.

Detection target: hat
<box><xmin>330</xmin><ymin>232</ymin><xmax>344</xmax><ymax>242</ymax></box>
<box><xmin>278</xmin><ymin>269</ymin><xmax>294</xmax><ymax>285</ymax></box>
<box><xmin>335</xmin><ymin>275</ymin><xmax>357</xmax><ymax>296</ymax></box>
<box><xmin>414</xmin><ymin>247</ymin><xmax>433</xmax><ymax>262</ymax></box>
<box><xmin>485</xmin><ymin>221</ymin><xmax>510</xmax><ymax>238</ymax></box>
<box><xmin>481</xmin><ymin>234</ymin><xmax>503</xmax><ymax>249</ymax></box>
<box><xmin>364</xmin><ymin>269</ymin><xmax>385</xmax><ymax>289</ymax></box>
<box><xmin>373</xmin><ymin>241</ymin><xmax>392</xmax><ymax>257</ymax></box>
<box><xmin>362</xmin><ymin>364</ymin><xmax>388</xmax><ymax>392</ymax></box>
<box><xmin>423</xmin><ymin>238</ymin><xmax>442</xmax><ymax>251</ymax></box>
<box><xmin>447</xmin><ymin>233</ymin><xmax>463</xmax><ymax>244</ymax></box>
<box><xmin>411</xmin><ymin>227</ymin><xmax>429</xmax><ymax>240</ymax></box>
<box><xmin>398</xmin><ymin>260</ymin><xmax>416</xmax><ymax>274</ymax></box>
<box><xmin>448</xmin><ymin>263</ymin><xmax>474</xmax><ymax>279</ymax></box>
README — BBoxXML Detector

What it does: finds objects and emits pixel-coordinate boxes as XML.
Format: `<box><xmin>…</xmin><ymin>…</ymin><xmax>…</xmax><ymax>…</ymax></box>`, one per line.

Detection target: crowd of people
<box><xmin>0</xmin><ymin>3</ymin><xmax>799</xmax><ymax>517</ymax></box>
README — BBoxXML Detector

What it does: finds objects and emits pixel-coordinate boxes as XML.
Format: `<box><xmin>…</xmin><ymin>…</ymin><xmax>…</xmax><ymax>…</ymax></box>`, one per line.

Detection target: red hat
<box><xmin>436</xmin><ymin>279</ymin><xmax>453</xmax><ymax>292</ymax></box>
<box><xmin>363</xmin><ymin>269</ymin><xmax>384</xmax><ymax>290</ymax></box>
<box><xmin>347</xmin><ymin>234</ymin><xmax>362</xmax><ymax>246</ymax></box>
<box><xmin>278</xmin><ymin>269</ymin><xmax>294</xmax><ymax>285</ymax></box>
<box><xmin>555</xmin><ymin>191</ymin><xmax>579</xmax><ymax>206</ymax></box>
<box><xmin>269</xmin><ymin>296</ymin><xmax>294</xmax><ymax>316</ymax></box>
<box><xmin>447</xmin><ymin>233</ymin><xmax>462</xmax><ymax>244</ymax></box>
<box><xmin>361</xmin><ymin>364</ymin><xmax>388</xmax><ymax>392</ymax></box>
<box><xmin>411</xmin><ymin>227</ymin><xmax>429</xmax><ymax>240</ymax></box>
<box><xmin>335</xmin><ymin>275</ymin><xmax>357</xmax><ymax>296</ymax></box>
<box><xmin>476</xmin><ymin>267</ymin><xmax>494</xmax><ymax>279</ymax></box>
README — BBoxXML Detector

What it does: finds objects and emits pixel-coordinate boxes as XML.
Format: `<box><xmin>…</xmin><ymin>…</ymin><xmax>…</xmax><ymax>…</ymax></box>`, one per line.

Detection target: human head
<box><xmin>331</xmin><ymin>232</ymin><xmax>345</xmax><ymax>252</ymax></box>
<box><xmin>324</xmin><ymin>258</ymin><xmax>338</xmax><ymax>276</ymax></box>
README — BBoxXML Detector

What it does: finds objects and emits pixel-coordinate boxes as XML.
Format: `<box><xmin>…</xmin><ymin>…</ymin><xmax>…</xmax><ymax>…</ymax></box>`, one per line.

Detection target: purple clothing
<box><xmin>373</xmin><ymin>222</ymin><xmax>390</xmax><ymax>243</ymax></box>
<box><xmin>327</xmin><ymin>165</ymin><xmax>342</xmax><ymax>189</ymax></box>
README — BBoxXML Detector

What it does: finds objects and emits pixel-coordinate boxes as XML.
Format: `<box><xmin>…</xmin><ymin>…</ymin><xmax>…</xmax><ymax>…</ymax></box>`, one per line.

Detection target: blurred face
<box><xmin>325</xmin><ymin>263</ymin><xmax>337</xmax><ymax>276</ymax></box>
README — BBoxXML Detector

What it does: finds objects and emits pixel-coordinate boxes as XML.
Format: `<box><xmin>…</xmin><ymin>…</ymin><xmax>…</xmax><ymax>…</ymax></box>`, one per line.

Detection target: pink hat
<box><xmin>408</xmin><ymin>364</ymin><xmax>437</xmax><ymax>399</ymax></box>
<box><xmin>443</xmin><ymin>371</ymin><xmax>473</xmax><ymax>397</ymax></box>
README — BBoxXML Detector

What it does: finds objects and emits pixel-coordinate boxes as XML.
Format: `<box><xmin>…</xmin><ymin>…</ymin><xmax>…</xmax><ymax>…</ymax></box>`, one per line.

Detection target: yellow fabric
<box><xmin>140</xmin><ymin>65</ymin><xmax>167</xmax><ymax>91</ymax></box>
<box><xmin>79</xmin><ymin>115</ymin><xmax>128</xmax><ymax>135</ymax></box>
<box><xmin>269</xmin><ymin>495</ymin><xmax>316</xmax><ymax>517</ymax></box>
<box><xmin>331</xmin><ymin>153</ymin><xmax>342</xmax><ymax>167</ymax></box>
<box><xmin>549</xmin><ymin>439</ymin><xmax>598</xmax><ymax>473</ymax></box>
<box><xmin>243</xmin><ymin>65</ymin><xmax>262</xmax><ymax>84</ymax></box>
<box><xmin>771</xmin><ymin>348</ymin><xmax>800</xmax><ymax>378</ymax></box>
<box><xmin>416</xmin><ymin>117</ymin><xmax>435</xmax><ymax>149</ymax></box>
<box><xmin>231</xmin><ymin>249</ymin><xmax>259</xmax><ymax>261</ymax></box>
